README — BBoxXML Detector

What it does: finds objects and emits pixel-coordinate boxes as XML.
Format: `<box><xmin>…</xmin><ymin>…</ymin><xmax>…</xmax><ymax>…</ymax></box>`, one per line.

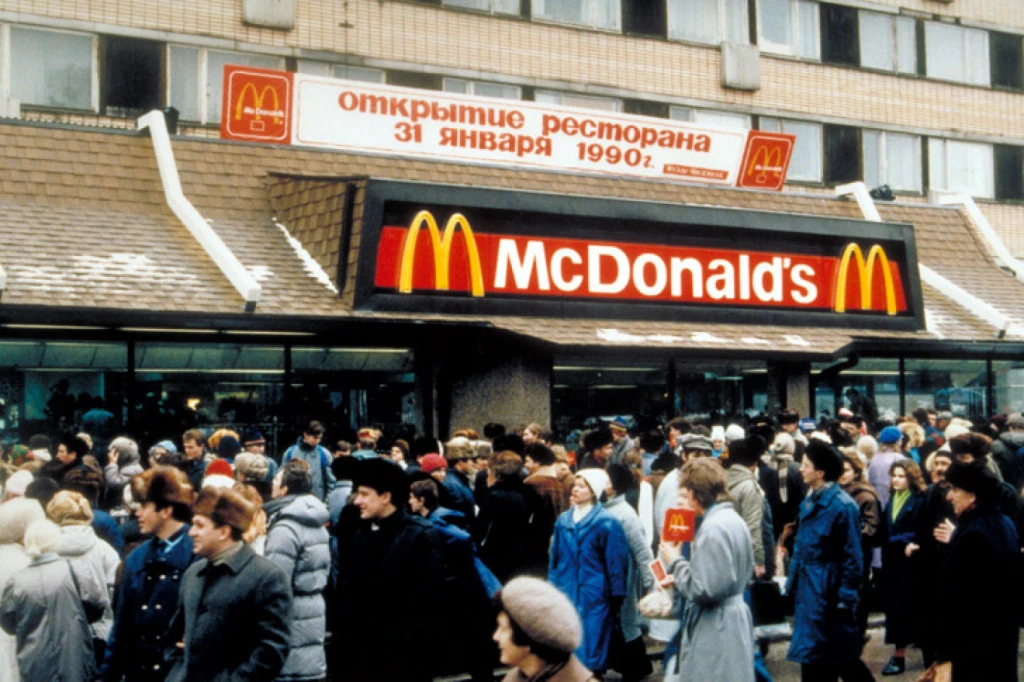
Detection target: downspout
<box><xmin>137</xmin><ymin>110</ymin><xmax>261</xmax><ymax>312</ymax></box>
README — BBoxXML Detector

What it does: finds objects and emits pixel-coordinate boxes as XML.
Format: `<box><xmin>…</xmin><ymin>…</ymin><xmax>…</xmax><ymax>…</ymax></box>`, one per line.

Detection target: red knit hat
<box><xmin>205</xmin><ymin>459</ymin><xmax>233</xmax><ymax>478</ymax></box>
<box><xmin>420</xmin><ymin>454</ymin><xmax>448</xmax><ymax>473</ymax></box>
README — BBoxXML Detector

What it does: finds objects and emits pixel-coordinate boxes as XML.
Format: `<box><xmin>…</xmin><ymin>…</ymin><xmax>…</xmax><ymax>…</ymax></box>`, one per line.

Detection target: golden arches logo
<box><xmin>745</xmin><ymin>146</ymin><xmax>783</xmax><ymax>185</ymax></box>
<box><xmin>397</xmin><ymin>211</ymin><xmax>485</xmax><ymax>297</ymax></box>
<box><xmin>668</xmin><ymin>513</ymin><xmax>689</xmax><ymax>532</ymax></box>
<box><xmin>234</xmin><ymin>82</ymin><xmax>282</xmax><ymax>123</ymax></box>
<box><xmin>834</xmin><ymin>243</ymin><xmax>898</xmax><ymax>315</ymax></box>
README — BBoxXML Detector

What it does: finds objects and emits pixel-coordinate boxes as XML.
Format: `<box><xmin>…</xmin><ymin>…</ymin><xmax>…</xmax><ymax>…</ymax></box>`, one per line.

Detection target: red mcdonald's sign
<box><xmin>221</xmin><ymin>66</ymin><xmax>293</xmax><ymax>143</ymax></box>
<box><xmin>737</xmin><ymin>133</ymin><xmax>795</xmax><ymax>191</ymax></box>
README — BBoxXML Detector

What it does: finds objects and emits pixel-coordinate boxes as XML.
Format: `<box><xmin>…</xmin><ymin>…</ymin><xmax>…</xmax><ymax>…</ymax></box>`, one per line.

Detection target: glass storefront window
<box><xmin>0</xmin><ymin>340</ymin><xmax>128</xmax><ymax>447</ymax></box>
<box><xmin>676</xmin><ymin>360</ymin><xmax>768</xmax><ymax>422</ymax></box>
<box><xmin>993</xmin><ymin>361</ymin><xmax>1024</xmax><ymax>416</ymax></box>
<box><xmin>290</xmin><ymin>347</ymin><xmax>415</xmax><ymax>449</ymax></box>
<box><xmin>552</xmin><ymin>359</ymin><xmax>669</xmax><ymax>435</ymax></box>
<box><xmin>905</xmin><ymin>358</ymin><xmax>988</xmax><ymax>419</ymax></box>
<box><xmin>813</xmin><ymin>358</ymin><xmax>900</xmax><ymax>422</ymax></box>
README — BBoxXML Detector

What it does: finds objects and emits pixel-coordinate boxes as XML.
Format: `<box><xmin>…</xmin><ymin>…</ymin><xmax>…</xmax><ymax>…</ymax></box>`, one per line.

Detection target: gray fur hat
<box><xmin>500</xmin><ymin>577</ymin><xmax>582</xmax><ymax>654</ymax></box>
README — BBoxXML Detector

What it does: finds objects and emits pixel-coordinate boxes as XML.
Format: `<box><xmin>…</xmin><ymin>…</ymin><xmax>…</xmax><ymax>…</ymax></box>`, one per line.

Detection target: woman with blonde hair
<box><xmin>47</xmin><ymin>490</ymin><xmax>119</xmax><ymax>664</ymax></box>
<box><xmin>233</xmin><ymin>482</ymin><xmax>268</xmax><ymax>554</ymax></box>
<box><xmin>898</xmin><ymin>422</ymin><xmax>925</xmax><ymax>466</ymax></box>
<box><xmin>0</xmin><ymin>498</ymin><xmax>45</xmax><ymax>682</ymax></box>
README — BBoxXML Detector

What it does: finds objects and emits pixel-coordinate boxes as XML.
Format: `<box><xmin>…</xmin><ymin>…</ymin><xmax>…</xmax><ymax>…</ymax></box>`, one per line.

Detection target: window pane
<box><xmin>928</xmin><ymin>138</ymin><xmax>947</xmax><ymax>191</ymax></box>
<box><xmin>592</xmin><ymin>0</ymin><xmax>621</xmax><ymax>29</ymax></box>
<box><xmin>966</xmin><ymin>28</ymin><xmax>991</xmax><ymax>86</ymax></box>
<box><xmin>169</xmin><ymin>46</ymin><xmax>200</xmax><ymax>121</ymax></box>
<box><xmin>669</xmin><ymin>106</ymin><xmax>696</xmax><ymax>121</ymax></box>
<box><xmin>759</xmin><ymin>116</ymin><xmax>782</xmax><ymax>133</ymax></box>
<box><xmin>906</xmin><ymin>359</ymin><xmax>988</xmax><ymax>419</ymax></box>
<box><xmin>534</xmin><ymin>0</ymin><xmax>588</xmax><ymax>25</ymax></box>
<box><xmin>925</xmin><ymin>22</ymin><xmax>967</xmax><ymax>82</ymax></box>
<box><xmin>896</xmin><ymin>16</ymin><xmax>917</xmax><ymax>74</ymax></box>
<box><xmin>207</xmin><ymin>51</ymin><xmax>282</xmax><ymax>124</ymax></box>
<box><xmin>946</xmin><ymin>140</ymin><xmax>994</xmax><ymax>198</ymax></box>
<box><xmin>859</xmin><ymin>12</ymin><xmax>894</xmax><ymax>71</ymax></box>
<box><xmin>725</xmin><ymin>0</ymin><xmax>749</xmax><ymax>43</ymax></box>
<box><xmin>862</xmin><ymin>130</ymin><xmax>881</xmax><ymax>187</ymax></box>
<box><xmin>993</xmin><ymin>361</ymin><xmax>1024</xmax><ymax>415</ymax></box>
<box><xmin>10</xmin><ymin>27</ymin><xmax>93</xmax><ymax>110</ymax></box>
<box><xmin>667</xmin><ymin>0</ymin><xmax>719</xmax><ymax>44</ymax></box>
<box><xmin>885</xmin><ymin>133</ymin><xmax>922</xmax><ymax>192</ymax></box>
<box><xmin>759</xmin><ymin>0</ymin><xmax>793</xmax><ymax>51</ymax></box>
<box><xmin>693</xmin><ymin>109</ymin><xmax>751</xmax><ymax>129</ymax></box>
<box><xmin>296</xmin><ymin>60</ymin><xmax>331</xmax><ymax>76</ymax></box>
<box><xmin>813</xmin><ymin>358</ymin><xmax>900</xmax><ymax>421</ymax></box>
<box><xmin>445</xmin><ymin>0</ymin><xmax>519</xmax><ymax>13</ymax></box>
<box><xmin>773</xmin><ymin>119</ymin><xmax>821</xmax><ymax>181</ymax></box>
<box><xmin>552</xmin><ymin>359</ymin><xmax>670</xmax><ymax>433</ymax></box>
<box><xmin>537</xmin><ymin>90</ymin><xmax>621</xmax><ymax>111</ymax></box>
<box><xmin>443</xmin><ymin>78</ymin><xmax>471</xmax><ymax>94</ymax></box>
<box><xmin>444</xmin><ymin>0</ymin><xmax>490</xmax><ymax>9</ymax></box>
<box><xmin>333</xmin><ymin>65</ymin><xmax>386</xmax><ymax>83</ymax></box>
<box><xmin>796</xmin><ymin>0</ymin><xmax>820</xmax><ymax>59</ymax></box>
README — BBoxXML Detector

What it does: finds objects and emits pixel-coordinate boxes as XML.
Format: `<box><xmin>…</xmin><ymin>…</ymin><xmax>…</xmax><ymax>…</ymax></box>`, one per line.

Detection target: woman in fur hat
<box><xmin>493</xmin><ymin>576</ymin><xmax>598</xmax><ymax>681</ymax></box>
<box><xmin>548</xmin><ymin>468</ymin><xmax>629</xmax><ymax>676</ymax></box>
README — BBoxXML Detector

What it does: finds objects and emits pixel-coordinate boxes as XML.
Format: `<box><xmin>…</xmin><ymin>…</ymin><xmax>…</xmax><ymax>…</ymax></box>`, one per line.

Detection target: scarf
<box><xmin>572</xmin><ymin>501</ymin><xmax>593</xmax><ymax>523</ymax></box>
<box><xmin>891</xmin><ymin>488</ymin><xmax>910</xmax><ymax>522</ymax></box>
<box><xmin>776</xmin><ymin>454</ymin><xmax>794</xmax><ymax>503</ymax></box>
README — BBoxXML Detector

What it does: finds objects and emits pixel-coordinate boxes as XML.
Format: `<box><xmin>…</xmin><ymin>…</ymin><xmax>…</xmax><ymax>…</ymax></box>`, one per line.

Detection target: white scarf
<box><xmin>572</xmin><ymin>501</ymin><xmax>594</xmax><ymax>523</ymax></box>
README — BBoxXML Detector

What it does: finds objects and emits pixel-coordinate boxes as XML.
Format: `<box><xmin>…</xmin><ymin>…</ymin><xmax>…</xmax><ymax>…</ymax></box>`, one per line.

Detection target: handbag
<box><xmin>749</xmin><ymin>579</ymin><xmax>786</xmax><ymax>625</ymax></box>
<box><xmin>916</xmin><ymin>661</ymin><xmax>952</xmax><ymax>682</ymax></box>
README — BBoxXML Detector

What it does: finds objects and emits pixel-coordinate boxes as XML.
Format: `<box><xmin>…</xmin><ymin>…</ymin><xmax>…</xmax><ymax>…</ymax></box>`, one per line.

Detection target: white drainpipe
<box><xmin>837</xmin><ymin>181</ymin><xmax>1021</xmax><ymax>337</ymax></box>
<box><xmin>137</xmin><ymin>110</ymin><xmax>261</xmax><ymax>311</ymax></box>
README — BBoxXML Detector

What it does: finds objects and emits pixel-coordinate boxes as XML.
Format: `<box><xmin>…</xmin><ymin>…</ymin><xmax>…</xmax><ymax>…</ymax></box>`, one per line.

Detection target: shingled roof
<box><xmin>0</xmin><ymin>118</ymin><xmax>1017</xmax><ymax>356</ymax></box>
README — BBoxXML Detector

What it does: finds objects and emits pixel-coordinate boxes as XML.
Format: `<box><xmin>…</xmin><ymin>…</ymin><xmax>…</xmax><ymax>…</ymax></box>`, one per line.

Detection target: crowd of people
<box><xmin>0</xmin><ymin>406</ymin><xmax>1021</xmax><ymax>681</ymax></box>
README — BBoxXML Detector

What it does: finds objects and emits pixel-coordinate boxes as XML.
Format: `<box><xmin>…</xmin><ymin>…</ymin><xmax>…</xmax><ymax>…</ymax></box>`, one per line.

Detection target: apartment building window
<box><xmin>444</xmin><ymin>78</ymin><xmax>522</xmax><ymax>99</ymax></box>
<box><xmin>666</xmin><ymin>0</ymin><xmax>748</xmax><ymax>45</ymax></box>
<box><xmin>444</xmin><ymin>0</ymin><xmax>520</xmax><ymax>15</ymax></box>
<box><xmin>6</xmin><ymin>25</ymin><xmax>96</xmax><ymax>110</ymax></box>
<box><xmin>296</xmin><ymin>60</ymin><xmax>386</xmax><ymax>83</ymax></box>
<box><xmin>928</xmin><ymin>139</ymin><xmax>994</xmax><ymax>199</ymax></box>
<box><xmin>169</xmin><ymin>46</ymin><xmax>283</xmax><ymax>124</ymax></box>
<box><xmin>991</xmin><ymin>32</ymin><xmax>1024</xmax><ymax>89</ymax></box>
<box><xmin>760</xmin><ymin>117</ymin><xmax>822</xmax><ymax>182</ymax></box>
<box><xmin>535</xmin><ymin>90</ymin><xmax>622</xmax><ymax>111</ymax></box>
<box><xmin>863</xmin><ymin>131</ymin><xmax>922</xmax><ymax>193</ymax></box>
<box><xmin>103</xmin><ymin>37</ymin><xmax>164</xmax><ymax>117</ymax></box>
<box><xmin>757</xmin><ymin>0</ymin><xmax>819</xmax><ymax>60</ymax></box>
<box><xmin>994</xmin><ymin>146</ymin><xmax>1024</xmax><ymax>201</ymax></box>
<box><xmin>859</xmin><ymin>11</ymin><xmax>916</xmax><ymax>74</ymax></box>
<box><xmin>532</xmin><ymin>0</ymin><xmax>621</xmax><ymax>31</ymax></box>
<box><xmin>924</xmin><ymin>22</ymin><xmax>989</xmax><ymax>86</ymax></box>
<box><xmin>670</xmin><ymin>106</ymin><xmax>751</xmax><ymax>129</ymax></box>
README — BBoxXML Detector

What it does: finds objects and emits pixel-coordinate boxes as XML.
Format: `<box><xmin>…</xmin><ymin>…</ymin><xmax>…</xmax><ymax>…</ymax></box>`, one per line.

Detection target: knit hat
<box><xmin>420</xmin><ymin>453</ymin><xmax>448</xmax><ymax>473</ymax></box>
<box><xmin>878</xmin><ymin>426</ymin><xmax>903</xmax><ymax>445</ymax></box>
<box><xmin>582</xmin><ymin>427</ymin><xmax>614</xmax><ymax>452</ymax></box>
<box><xmin>242</xmin><ymin>429</ymin><xmax>266</xmax><ymax>446</ymax></box>
<box><xmin>234</xmin><ymin>453</ymin><xmax>270</xmax><ymax>482</ymax></box>
<box><xmin>576</xmin><ymin>469</ymin><xmax>610</xmax><ymax>499</ymax></box>
<box><xmin>0</xmin><ymin>497</ymin><xmax>45</xmax><ymax>544</ymax></box>
<box><xmin>9</xmin><ymin>445</ymin><xmax>30</xmax><ymax>467</ymax></box>
<box><xmin>46</xmin><ymin>490</ymin><xmax>94</xmax><ymax>526</ymax></box>
<box><xmin>4</xmin><ymin>470</ymin><xmax>33</xmax><ymax>498</ymax></box>
<box><xmin>202</xmin><ymin>458</ymin><xmax>235</xmax><ymax>489</ymax></box>
<box><xmin>724</xmin><ymin>424</ymin><xmax>746</xmax><ymax>444</ymax></box>
<box><xmin>500</xmin><ymin>577</ymin><xmax>583</xmax><ymax>655</ymax></box>
<box><xmin>710</xmin><ymin>426</ymin><xmax>726</xmax><ymax>443</ymax></box>
<box><xmin>217</xmin><ymin>435</ymin><xmax>242</xmax><ymax>460</ymax></box>
<box><xmin>131</xmin><ymin>466</ymin><xmax>195</xmax><ymax>510</ymax></box>
<box><xmin>154</xmin><ymin>440</ymin><xmax>178</xmax><ymax>454</ymax></box>
<box><xmin>609</xmin><ymin>417</ymin><xmax>628</xmax><ymax>433</ymax></box>
<box><xmin>192</xmin><ymin>486</ymin><xmax>255</xmax><ymax>533</ymax></box>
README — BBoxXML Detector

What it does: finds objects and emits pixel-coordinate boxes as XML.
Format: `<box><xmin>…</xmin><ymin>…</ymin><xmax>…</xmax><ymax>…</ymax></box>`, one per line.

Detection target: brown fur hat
<box><xmin>499</xmin><ymin>577</ymin><xmax>582</xmax><ymax>654</ymax></box>
<box><xmin>192</xmin><ymin>486</ymin><xmax>255</xmax><ymax>533</ymax></box>
<box><xmin>131</xmin><ymin>466</ymin><xmax>195</xmax><ymax>510</ymax></box>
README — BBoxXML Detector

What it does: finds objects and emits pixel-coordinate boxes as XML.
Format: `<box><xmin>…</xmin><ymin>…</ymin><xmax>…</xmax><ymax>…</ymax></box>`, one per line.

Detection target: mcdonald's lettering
<box><xmin>221</xmin><ymin>65</ymin><xmax>293</xmax><ymax>143</ymax></box>
<box><xmin>833</xmin><ymin>243</ymin><xmax>900</xmax><ymax>315</ymax></box>
<box><xmin>373</xmin><ymin>216</ymin><xmax>908</xmax><ymax>315</ymax></box>
<box><xmin>662</xmin><ymin>507</ymin><xmax>695</xmax><ymax>543</ymax></box>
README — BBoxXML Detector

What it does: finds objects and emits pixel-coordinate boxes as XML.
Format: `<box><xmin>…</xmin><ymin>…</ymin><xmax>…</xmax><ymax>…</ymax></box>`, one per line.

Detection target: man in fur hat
<box><xmin>101</xmin><ymin>466</ymin><xmax>198</xmax><ymax>682</ymax></box>
<box><xmin>578</xmin><ymin>426</ymin><xmax>614</xmax><ymax>471</ymax></box>
<box><xmin>166</xmin><ymin>486</ymin><xmax>291</xmax><ymax>682</ymax></box>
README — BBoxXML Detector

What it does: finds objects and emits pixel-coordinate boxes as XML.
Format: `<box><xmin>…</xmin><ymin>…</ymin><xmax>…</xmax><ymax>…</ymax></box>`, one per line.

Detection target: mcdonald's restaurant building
<box><xmin>3</xmin><ymin>98</ymin><xmax>1024</xmax><ymax>450</ymax></box>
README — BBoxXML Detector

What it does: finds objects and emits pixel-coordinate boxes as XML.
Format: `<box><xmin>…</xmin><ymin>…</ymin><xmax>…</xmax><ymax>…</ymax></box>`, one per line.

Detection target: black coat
<box><xmin>334</xmin><ymin>509</ymin><xmax>445</xmax><ymax>682</ymax></box>
<box><xmin>473</xmin><ymin>477</ymin><xmax>532</xmax><ymax>585</ymax></box>
<box><xmin>167</xmin><ymin>543</ymin><xmax>292</xmax><ymax>682</ymax></box>
<box><xmin>937</xmin><ymin>502</ymin><xmax>1020</xmax><ymax>679</ymax></box>
<box><xmin>881</xmin><ymin>490</ymin><xmax>924</xmax><ymax>646</ymax></box>
<box><xmin>760</xmin><ymin>459</ymin><xmax>806</xmax><ymax>538</ymax></box>
<box><xmin>911</xmin><ymin>482</ymin><xmax>954</xmax><ymax>655</ymax></box>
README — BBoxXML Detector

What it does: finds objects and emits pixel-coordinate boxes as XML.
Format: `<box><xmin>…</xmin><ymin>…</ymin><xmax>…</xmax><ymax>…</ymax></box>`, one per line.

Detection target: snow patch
<box><xmin>692</xmin><ymin>331</ymin><xmax>726</xmax><ymax>343</ymax></box>
<box><xmin>597</xmin><ymin>328</ymin><xmax>645</xmax><ymax>343</ymax></box>
<box><xmin>275</xmin><ymin>222</ymin><xmax>338</xmax><ymax>294</ymax></box>
<box><xmin>784</xmin><ymin>335</ymin><xmax>811</xmax><ymax>347</ymax></box>
<box><xmin>247</xmin><ymin>265</ymin><xmax>275</xmax><ymax>283</ymax></box>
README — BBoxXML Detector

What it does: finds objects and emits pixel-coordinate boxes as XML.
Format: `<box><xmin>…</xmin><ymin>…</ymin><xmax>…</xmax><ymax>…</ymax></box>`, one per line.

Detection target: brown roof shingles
<box><xmin>0</xmin><ymin>120</ymin><xmax>1020</xmax><ymax>352</ymax></box>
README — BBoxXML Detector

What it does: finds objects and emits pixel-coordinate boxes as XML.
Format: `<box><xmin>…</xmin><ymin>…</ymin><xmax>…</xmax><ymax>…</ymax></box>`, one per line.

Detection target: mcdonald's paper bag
<box><xmin>662</xmin><ymin>508</ymin><xmax>695</xmax><ymax>543</ymax></box>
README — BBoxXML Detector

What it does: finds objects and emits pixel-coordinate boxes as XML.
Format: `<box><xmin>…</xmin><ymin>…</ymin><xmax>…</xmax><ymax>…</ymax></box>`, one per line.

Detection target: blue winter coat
<box><xmin>442</xmin><ymin>470</ymin><xmax>476</xmax><ymax>522</ymax></box>
<box><xmin>549</xmin><ymin>504</ymin><xmax>630</xmax><ymax>672</ymax></box>
<box><xmin>786</xmin><ymin>483</ymin><xmax>864</xmax><ymax>665</ymax></box>
<box><xmin>100</xmin><ymin>527</ymin><xmax>197</xmax><ymax>682</ymax></box>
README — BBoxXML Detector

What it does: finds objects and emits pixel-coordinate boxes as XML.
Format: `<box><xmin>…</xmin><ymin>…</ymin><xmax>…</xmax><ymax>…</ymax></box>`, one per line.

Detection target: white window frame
<box><xmin>296</xmin><ymin>60</ymin><xmax>386</xmax><ymax>84</ymax></box>
<box><xmin>858</xmin><ymin>11</ymin><xmax>916</xmax><ymax>75</ymax></box>
<box><xmin>532</xmin><ymin>0</ymin><xmax>622</xmax><ymax>32</ymax></box>
<box><xmin>442</xmin><ymin>0</ymin><xmax>520</xmax><ymax>16</ymax></box>
<box><xmin>0</xmin><ymin>24</ymin><xmax>99</xmax><ymax>112</ymax></box>
<box><xmin>167</xmin><ymin>45</ymin><xmax>285</xmax><ymax>125</ymax></box>
<box><xmin>669</xmin><ymin>106</ymin><xmax>752</xmax><ymax>130</ymax></box>
<box><xmin>534</xmin><ymin>89</ymin><xmax>622</xmax><ymax>112</ymax></box>
<box><xmin>759</xmin><ymin>117</ymin><xmax>822</xmax><ymax>182</ymax></box>
<box><xmin>666</xmin><ymin>0</ymin><xmax>749</xmax><ymax>46</ymax></box>
<box><xmin>757</xmin><ymin>0</ymin><xmax>820</xmax><ymax>60</ymax></box>
<box><xmin>928</xmin><ymin>138</ymin><xmax>994</xmax><ymax>199</ymax></box>
<box><xmin>443</xmin><ymin>77</ymin><xmax>522</xmax><ymax>100</ymax></box>
<box><xmin>924</xmin><ymin>22</ymin><xmax>990</xmax><ymax>86</ymax></box>
<box><xmin>862</xmin><ymin>130</ymin><xmax>922</xmax><ymax>193</ymax></box>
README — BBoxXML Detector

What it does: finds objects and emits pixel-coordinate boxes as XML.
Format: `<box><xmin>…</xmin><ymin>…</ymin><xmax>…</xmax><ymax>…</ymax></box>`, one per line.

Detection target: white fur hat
<box><xmin>501</xmin><ymin>577</ymin><xmax>583</xmax><ymax>654</ymax></box>
<box><xmin>4</xmin><ymin>470</ymin><xmax>34</xmax><ymax>498</ymax></box>
<box><xmin>0</xmin><ymin>497</ymin><xmax>45</xmax><ymax>544</ymax></box>
<box><xmin>724</xmin><ymin>424</ymin><xmax>746</xmax><ymax>444</ymax></box>
<box><xmin>576</xmin><ymin>468</ymin><xmax>610</xmax><ymax>500</ymax></box>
